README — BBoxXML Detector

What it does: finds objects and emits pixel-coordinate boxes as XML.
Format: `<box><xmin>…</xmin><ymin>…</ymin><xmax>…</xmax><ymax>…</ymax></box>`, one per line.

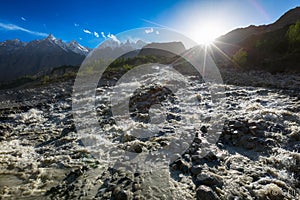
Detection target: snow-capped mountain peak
<box><xmin>0</xmin><ymin>38</ymin><xmax>26</xmax><ymax>53</ymax></box>
<box><xmin>99</xmin><ymin>38</ymin><xmax>147</xmax><ymax>50</ymax></box>
<box><xmin>46</xmin><ymin>34</ymin><xmax>56</xmax><ymax>41</ymax></box>
<box><xmin>37</xmin><ymin>34</ymin><xmax>89</xmax><ymax>55</ymax></box>
<box><xmin>67</xmin><ymin>40</ymin><xmax>89</xmax><ymax>55</ymax></box>
<box><xmin>0</xmin><ymin>35</ymin><xmax>91</xmax><ymax>82</ymax></box>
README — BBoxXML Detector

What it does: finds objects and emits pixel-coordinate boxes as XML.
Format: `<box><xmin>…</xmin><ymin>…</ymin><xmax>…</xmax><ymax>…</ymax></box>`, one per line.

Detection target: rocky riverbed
<box><xmin>0</xmin><ymin>70</ymin><xmax>299</xmax><ymax>199</ymax></box>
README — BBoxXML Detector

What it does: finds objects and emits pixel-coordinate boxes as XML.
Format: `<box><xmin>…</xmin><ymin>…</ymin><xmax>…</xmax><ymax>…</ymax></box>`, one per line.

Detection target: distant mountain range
<box><xmin>0</xmin><ymin>35</ymin><xmax>147</xmax><ymax>83</ymax></box>
<box><xmin>88</xmin><ymin>39</ymin><xmax>147</xmax><ymax>61</ymax></box>
<box><xmin>1</xmin><ymin>7</ymin><xmax>300</xmax><ymax>84</ymax></box>
<box><xmin>0</xmin><ymin>34</ymin><xmax>88</xmax><ymax>82</ymax></box>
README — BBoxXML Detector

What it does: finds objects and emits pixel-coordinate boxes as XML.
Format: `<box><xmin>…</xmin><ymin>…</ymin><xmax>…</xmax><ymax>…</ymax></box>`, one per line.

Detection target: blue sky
<box><xmin>0</xmin><ymin>0</ymin><xmax>299</xmax><ymax>47</ymax></box>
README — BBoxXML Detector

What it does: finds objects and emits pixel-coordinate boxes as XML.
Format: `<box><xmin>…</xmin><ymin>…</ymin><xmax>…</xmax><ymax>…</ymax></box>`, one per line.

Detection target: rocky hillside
<box><xmin>214</xmin><ymin>7</ymin><xmax>300</xmax><ymax>72</ymax></box>
<box><xmin>217</xmin><ymin>7</ymin><xmax>300</xmax><ymax>45</ymax></box>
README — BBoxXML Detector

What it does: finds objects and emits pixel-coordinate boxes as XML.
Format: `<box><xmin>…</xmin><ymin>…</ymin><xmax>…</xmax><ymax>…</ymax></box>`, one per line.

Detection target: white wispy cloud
<box><xmin>145</xmin><ymin>28</ymin><xmax>154</xmax><ymax>34</ymax></box>
<box><xmin>94</xmin><ymin>31</ymin><xmax>99</xmax><ymax>38</ymax></box>
<box><xmin>156</xmin><ymin>30</ymin><xmax>159</xmax><ymax>34</ymax></box>
<box><xmin>21</xmin><ymin>17</ymin><xmax>26</xmax><ymax>21</ymax></box>
<box><xmin>74</xmin><ymin>23</ymin><xmax>79</xmax><ymax>27</ymax></box>
<box><xmin>83</xmin><ymin>28</ymin><xmax>102</xmax><ymax>39</ymax></box>
<box><xmin>100</xmin><ymin>32</ymin><xmax>120</xmax><ymax>43</ymax></box>
<box><xmin>101</xmin><ymin>31</ymin><xmax>106</xmax><ymax>39</ymax></box>
<box><xmin>83</xmin><ymin>29</ymin><xmax>92</xmax><ymax>34</ymax></box>
<box><xmin>0</xmin><ymin>22</ymin><xmax>48</xmax><ymax>37</ymax></box>
<box><xmin>107</xmin><ymin>33</ymin><xmax>120</xmax><ymax>43</ymax></box>
<box><xmin>141</xmin><ymin>18</ymin><xmax>171</xmax><ymax>29</ymax></box>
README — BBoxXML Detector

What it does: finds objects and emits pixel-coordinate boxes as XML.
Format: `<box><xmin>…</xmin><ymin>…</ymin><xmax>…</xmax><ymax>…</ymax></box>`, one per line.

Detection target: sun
<box><xmin>189</xmin><ymin>23</ymin><xmax>222</xmax><ymax>45</ymax></box>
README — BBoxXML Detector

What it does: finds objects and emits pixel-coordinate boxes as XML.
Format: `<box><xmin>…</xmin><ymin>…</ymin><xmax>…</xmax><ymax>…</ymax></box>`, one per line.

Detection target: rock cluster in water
<box><xmin>0</xmin><ymin>70</ymin><xmax>299</xmax><ymax>199</ymax></box>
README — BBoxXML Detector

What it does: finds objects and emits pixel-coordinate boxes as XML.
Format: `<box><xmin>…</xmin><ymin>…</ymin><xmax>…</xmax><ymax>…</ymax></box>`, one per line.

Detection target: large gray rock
<box><xmin>196</xmin><ymin>185</ymin><xmax>219</xmax><ymax>200</ymax></box>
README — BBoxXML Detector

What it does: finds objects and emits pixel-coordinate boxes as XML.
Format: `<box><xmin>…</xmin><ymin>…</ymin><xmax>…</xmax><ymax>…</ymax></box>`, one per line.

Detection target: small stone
<box><xmin>196</xmin><ymin>185</ymin><xmax>219</xmax><ymax>200</ymax></box>
<box><xmin>255</xmin><ymin>184</ymin><xmax>284</xmax><ymax>200</ymax></box>
<box><xmin>195</xmin><ymin>171</ymin><xmax>223</xmax><ymax>188</ymax></box>
<box><xmin>204</xmin><ymin>152</ymin><xmax>218</xmax><ymax>161</ymax></box>
<box><xmin>196</xmin><ymin>94</ymin><xmax>202</xmax><ymax>102</ymax></box>
<box><xmin>132</xmin><ymin>182</ymin><xmax>140</xmax><ymax>192</ymax></box>
<box><xmin>194</xmin><ymin>137</ymin><xmax>202</xmax><ymax>144</ymax></box>
<box><xmin>268</xmin><ymin>124</ymin><xmax>285</xmax><ymax>133</ymax></box>
<box><xmin>121</xmin><ymin>132</ymin><xmax>136</xmax><ymax>143</ymax></box>
<box><xmin>191</xmin><ymin>155</ymin><xmax>202</xmax><ymax>163</ymax></box>
<box><xmin>129</xmin><ymin>142</ymin><xmax>143</xmax><ymax>153</ymax></box>
<box><xmin>191</xmin><ymin>165</ymin><xmax>202</xmax><ymax>175</ymax></box>
<box><xmin>97</xmin><ymin>188</ymin><xmax>107</xmax><ymax>196</ymax></box>
<box><xmin>290</xmin><ymin>131</ymin><xmax>300</xmax><ymax>141</ymax></box>
<box><xmin>107</xmin><ymin>183</ymin><xmax>117</xmax><ymax>191</ymax></box>
<box><xmin>112</xmin><ymin>187</ymin><xmax>129</xmax><ymax>200</ymax></box>
<box><xmin>172</xmin><ymin>159</ymin><xmax>190</xmax><ymax>173</ymax></box>
<box><xmin>183</xmin><ymin>154</ymin><xmax>191</xmax><ymax>162</ymax></box>
<box><xmin>233</xmin><ymin>121</ymin><xmax>243</xmax><ymax>128</ymax></box>
<box><xmin>201</xmin><ymin>126</ymin><xmax>208</xmax><ymax>133</ymax></box>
